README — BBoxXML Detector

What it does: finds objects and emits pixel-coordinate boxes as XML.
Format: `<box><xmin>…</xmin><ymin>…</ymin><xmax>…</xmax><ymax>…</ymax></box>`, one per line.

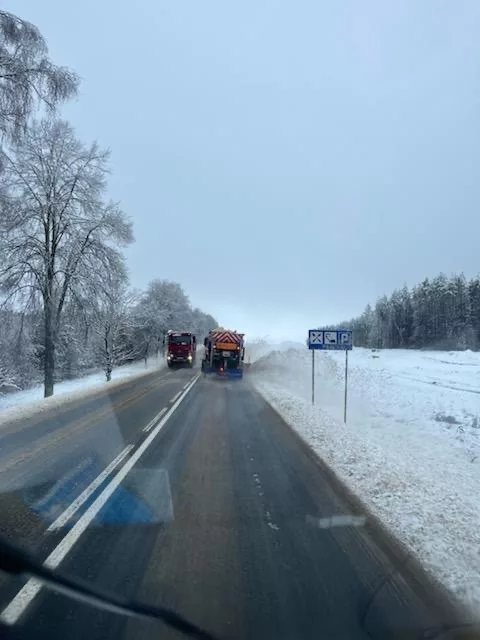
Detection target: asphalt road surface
<box><xmin>0</xmin><ymin>364</ymin><xmax>470</xmax><ymax>640</ymax></box>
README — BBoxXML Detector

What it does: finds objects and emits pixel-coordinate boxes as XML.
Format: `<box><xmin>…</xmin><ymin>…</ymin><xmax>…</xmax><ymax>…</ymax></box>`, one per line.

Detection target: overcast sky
<box><xmin>6</xmin><ymin>1</ymin><xmax>480</xmax><ymax>340</ymax></box>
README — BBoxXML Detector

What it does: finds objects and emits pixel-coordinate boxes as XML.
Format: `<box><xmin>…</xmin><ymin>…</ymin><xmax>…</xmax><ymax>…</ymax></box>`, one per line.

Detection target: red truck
<box><xmin>165</xmin><ymin>331</ymin><xmax>196</xmax><ymax>368</ymax></box>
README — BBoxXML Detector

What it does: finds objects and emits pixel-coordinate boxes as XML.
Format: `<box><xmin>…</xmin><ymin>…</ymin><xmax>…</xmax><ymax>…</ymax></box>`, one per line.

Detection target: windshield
<box><xmin>168</xmin><ymin>335</ymin><xmax>192</xmax><ymax>345</ymax></box>
<box><xmin>0</xmin><ymin>3</ymin><xmax>479</xmax><ymax>640</ymax></box>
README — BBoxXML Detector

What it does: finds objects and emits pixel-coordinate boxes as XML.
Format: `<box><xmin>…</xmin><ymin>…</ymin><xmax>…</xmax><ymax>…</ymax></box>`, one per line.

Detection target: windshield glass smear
<box><xmin>0</xmin><ymin>3</ymin><xmax>479</xmax><ymax>640</ymax></box>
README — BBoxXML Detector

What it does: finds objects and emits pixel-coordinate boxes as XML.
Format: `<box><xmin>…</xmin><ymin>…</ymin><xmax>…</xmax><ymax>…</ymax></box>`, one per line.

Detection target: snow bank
<box><xmin>251</xmin><ymin>347</ymin><xmax>480</xmax><ymax>610</ymax></box>
<box><xmin>245</xmin><ymin>339</ymin><xmax>305</xmax><ymax>364</ymax></box>
<box><xmin>0</xmin><ymin>358</ymin><xmax>166</xmax><ymax>428</ymax></box>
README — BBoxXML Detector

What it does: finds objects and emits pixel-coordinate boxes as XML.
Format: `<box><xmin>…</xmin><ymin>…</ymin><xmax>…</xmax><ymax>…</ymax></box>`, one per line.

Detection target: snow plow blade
<box><xmin>225</xmin><ymin>368</ymin><xmax>243</xmax><ymax>380</ymax></box>
<box><xmin>202</xmin><ymin>366</ymin><xmax>244</xmax><ymax>380</ymax></box>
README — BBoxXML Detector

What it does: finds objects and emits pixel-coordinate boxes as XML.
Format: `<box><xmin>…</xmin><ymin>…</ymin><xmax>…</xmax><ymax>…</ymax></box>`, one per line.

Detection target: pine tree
<box><xmin>336</xmin><ymin>273</ymin><xmax>480</xmax><ymax>351</ymax></box>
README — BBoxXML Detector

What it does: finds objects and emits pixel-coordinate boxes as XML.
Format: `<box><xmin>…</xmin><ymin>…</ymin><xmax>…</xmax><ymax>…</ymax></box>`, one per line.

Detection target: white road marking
<box><xmin>171</xmin><ymin>391</ymin><xmax>181</xmax><ymax>403</ymax></box>
<box><xmin>306</xmin><ymin>514</ymin><xmax>366</xmax><ymax>529</ymax></box>
<box><xmin>143</xmin><ymin>407</ymin><xmax>167</xmax><ymax>432</ymax></box>
<box><xmin>265</xmin><ymin>509</ymin><xmax>280</xmax><ymax>532</ymax></box>
<box><xmin>1</xmin><ymin>581</ymin><xmax>43</xmax><ymax>624</ymax></box>
<box><xmin>47</xmin><ymin>445</ymin><xmax>134</xmax><ymax>532</ymax></box>
<box><xmin>1</xmin><ymin>374</ymin><xmax>200</xmax><ymax>626</ymax></box>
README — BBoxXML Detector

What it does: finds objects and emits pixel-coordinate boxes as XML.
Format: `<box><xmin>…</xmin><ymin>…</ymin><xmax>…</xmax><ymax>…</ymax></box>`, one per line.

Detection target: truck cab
<box><xmin>166</xmin><ymin>331</ymin><xmax>196</xmax><ymax>368</ymax></box>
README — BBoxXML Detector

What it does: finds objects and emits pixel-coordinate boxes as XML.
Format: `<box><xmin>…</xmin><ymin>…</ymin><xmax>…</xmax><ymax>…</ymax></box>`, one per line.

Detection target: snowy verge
<box><xmin>0</xmin><ymin>358</ymin><xmax>166</xmax><ymax>428</ymax></box>
<box><xmin>251</xmin><ymin>347</ymin><xmax>480</xmax><ymax>611</ymax></box>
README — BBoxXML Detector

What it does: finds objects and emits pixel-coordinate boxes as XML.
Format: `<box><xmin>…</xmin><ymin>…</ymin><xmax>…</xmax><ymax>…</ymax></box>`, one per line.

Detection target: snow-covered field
<box><xmin>0</xmin><ymin>358</ymin><xmax>166</xmax><ymax>427</ymax></box>
<box><xmin>251</xmin><ymin>347</ymin><xmax>480</xmax><ymax>610</ymax></box>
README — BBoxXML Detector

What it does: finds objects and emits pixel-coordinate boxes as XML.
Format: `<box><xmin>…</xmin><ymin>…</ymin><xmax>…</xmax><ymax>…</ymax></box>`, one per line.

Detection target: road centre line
<box><xmin>47</xmin><ymin>445</ymin><xmax>135</xmax><ymax>532</ymax></box>
<box><xmin>171</xmin><ymin>391</ymin><xmax>181</xmax><ymax>403</ymax></box>
<box><xmin>0</xmin><ymin>370</ymin><xmax>171</xmax><ymax>440</ymax></box>
<box><xmin>0</xmin><ymin>374</ymin><xmax>200</xmax><ymax>626</ymax></box>
<box><xmin>143</xmin><ymin>407</ymin><xmax>167</xmax><ymax>432</ymax></box>
<box><xmin>0</xmin><ymin>379</ymin><xmax>171</xmax><ymax>475</ymax></box>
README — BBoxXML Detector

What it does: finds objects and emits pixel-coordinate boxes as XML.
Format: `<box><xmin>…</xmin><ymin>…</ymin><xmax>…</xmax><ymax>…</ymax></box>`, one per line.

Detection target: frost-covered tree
<box><xmin>0</xmin><ymin>280</ymin><xmax>218</xmax><ymax>392</ymax></box>
<box><xmin>147</xmin><ymin>279</ymin><xmax>191</xmax><ymax>333</ymax></box>
<box><xmin>0</xmin><ymin>305</ymin><xmax>39</xmax><ymax>390</ymax></box>
<box><xmin>411</xmin><ymin>279</ymin><xmax>430</xmax><ymax>347</ymax></box>
<box><xmin>449</xmin><ymin>274</ymin><xmax>469</xmax><ymax>347</ymax></box>
<box><xmin>134</xmin><ymin>280</ymin><xmax>191</xmax><ymax>364</ymax></box>
<box><xmin>91</xmin><ymin>278</ymin><xmax>137</xmax><ymax>381</ymax></box>
<box><xmin>190</xmin><ymin>307</ymin><xmax>217</xmax><ymax>340</ymax></box>
<box><xmin>468</xmin><ymin>277</ymin><xmax>480</xmax><ymax>350</ymax></box>
<box><xmin>131</xmin><ymin>280</ymin><xmax>217</xmax><ymax>365</ymax></box>
<box><xmin>0</xmin><ymin>118</ymin><xmax>133</xmax><ymax>396</ymax></box>
<box><xmin>336</xmin><ymin>272</ymin><xmax>480</xmax><ymax>351</ymax></box>
<box><xmin>429</xmin><ymin>273</ymin><xmax>449</xmax><ymax>345</ymax></box>
<box><xmin>0</xmin><ymin>11</ymin><xmax>78</xmax><ymax>141</ymax></box>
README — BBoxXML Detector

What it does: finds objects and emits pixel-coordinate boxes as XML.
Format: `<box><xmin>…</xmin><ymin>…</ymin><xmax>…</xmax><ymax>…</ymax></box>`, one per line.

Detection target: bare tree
<box><xmin>133</xmin><ymin>280</ymin><xmax>192</xmax><ymax>365</ymax></box>
<box><xmin>0</xmin><ymin>11</ymin><xmax>79</xmax><ymax>141</ymax></box>
<box><xmin>132</xmin><ymin>304</ymin><xmax>157</xmax><ymax>367</ymax></box>
<box><xmin>0</xmin><ymin>304</ymin><xmax>38</xmax><ymax>392</ymax></box>
<box><xmin>0</xmin><ymin>118</ymin><xmax>133</xmax><ymax>397</ymax></box>
<box><xmin>92</xmin><ymin>278</ymin><xmax>137</xmax><ymax>381</ymax></box>
<box><xmin>190</xmin><ymin>307</ymin><xmax>217</xmax><ymax>341</ymax></box>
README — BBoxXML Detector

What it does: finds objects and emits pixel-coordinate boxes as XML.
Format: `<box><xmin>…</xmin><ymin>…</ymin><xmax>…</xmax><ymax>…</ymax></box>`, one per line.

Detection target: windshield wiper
<box><xmin>0</xmin><ymin>538</ymin><xmax>220</xmax><ymax>640</ymax></box>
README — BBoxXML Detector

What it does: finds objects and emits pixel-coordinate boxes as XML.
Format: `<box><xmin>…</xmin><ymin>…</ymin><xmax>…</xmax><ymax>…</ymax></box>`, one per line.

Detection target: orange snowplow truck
<box><xmin>201</xmin><ymin>329</ymin><xmax>245</xmax><ymax>379</ymax></box>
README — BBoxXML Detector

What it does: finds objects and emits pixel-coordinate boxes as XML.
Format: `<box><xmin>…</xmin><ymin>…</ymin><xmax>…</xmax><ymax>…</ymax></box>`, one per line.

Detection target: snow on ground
<box><xmin>0</xmin><ymin>358</ymin><xmax>166</xmax><ymax>427</ymax></box>
<box><xmin>251</xmin><ymin>347</ymin><xmax>480</xmax><ymax>610</ymax></box>
<box><xmin>245</xmin><ymin>339</ymin><xmax>305</xmax><ymax>364</ymax></box>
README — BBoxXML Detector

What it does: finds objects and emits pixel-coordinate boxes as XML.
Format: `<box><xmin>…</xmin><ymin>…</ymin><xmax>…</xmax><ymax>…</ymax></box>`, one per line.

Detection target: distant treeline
<box><xmin>334</xmin><ymin>273</ymin><xmax>480</xmax><ymax>351</ymax></box>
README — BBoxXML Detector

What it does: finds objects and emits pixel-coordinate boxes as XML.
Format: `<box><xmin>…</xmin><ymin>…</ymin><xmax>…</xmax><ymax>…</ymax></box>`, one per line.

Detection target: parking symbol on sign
<box><xmin>340</xmin><ymin>332</ymin><xmax>352</xmax><ymax>346</ymax></box>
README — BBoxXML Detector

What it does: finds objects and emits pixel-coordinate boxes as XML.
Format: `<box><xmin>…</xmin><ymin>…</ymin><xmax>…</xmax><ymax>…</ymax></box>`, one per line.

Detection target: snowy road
<box><xmin>251</xmin><ymin>347</ymin><xmax>480</xmax><ymax>611</ymax></box>
<box><xmin>0</xmin><ymin>367</ymin><xmax>470</xmax><ymax>639</ymax></box>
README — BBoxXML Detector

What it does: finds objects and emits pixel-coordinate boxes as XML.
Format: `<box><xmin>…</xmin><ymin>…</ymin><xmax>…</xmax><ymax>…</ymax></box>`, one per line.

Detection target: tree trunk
<box><xmin>44</xmin><ymin>302</ymin><xmax>55</xmax><ymax>398</ymax></box>
<box><xmin>144</xmin><ymin>342</ymin><xmax>149</xmax><ymax>368</ymax></box>
<box><xmin>104</xmin><ymin>331</ymin><xmax>112</xmax><ymax>382</ymax></box>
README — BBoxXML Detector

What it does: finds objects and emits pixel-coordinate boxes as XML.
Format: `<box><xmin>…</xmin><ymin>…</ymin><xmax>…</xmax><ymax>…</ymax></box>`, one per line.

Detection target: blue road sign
<box><xmin>308</xmin><ymin>329</ymin><xmax>353</xmax><ymax>350</ymax></box>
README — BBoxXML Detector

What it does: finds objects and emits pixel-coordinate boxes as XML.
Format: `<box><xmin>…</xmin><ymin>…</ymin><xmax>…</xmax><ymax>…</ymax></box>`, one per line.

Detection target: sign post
<box><xmin>307</xmin><ymin>330</ymin><xmax>323</xmax><ymax>405</ymax></box>
<box><xmin>308</xmin><ymin>328</ymin><xmax>353</xmax><ymax>421</ymax></box>
<box><xmin>344</xmin><ymin>350</ymin><xmax>348</xmax><ymax>423</ymax></box>
<box><xmin>311</xmin><ymin>349</ymin><xmax>315</xmax><ymax>405</ymax></box>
